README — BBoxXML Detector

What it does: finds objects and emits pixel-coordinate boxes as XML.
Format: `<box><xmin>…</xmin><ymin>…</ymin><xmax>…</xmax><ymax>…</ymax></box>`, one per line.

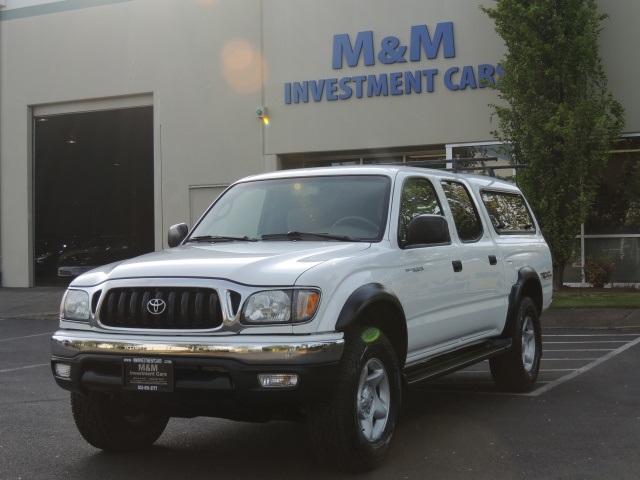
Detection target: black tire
<box><xmin>490</xmin><ymin>296</ymin><xmax>542</xmax><ymax>392</ymax></box>
<box><xmin>307</xmin><ymin>326</ymin><xmax>402</xmax><ymax>472</ymax></box>
<box><xmin>71</xmin><ymin>392</ymin><xmax>169</xmax><ymax>452</ymax></box>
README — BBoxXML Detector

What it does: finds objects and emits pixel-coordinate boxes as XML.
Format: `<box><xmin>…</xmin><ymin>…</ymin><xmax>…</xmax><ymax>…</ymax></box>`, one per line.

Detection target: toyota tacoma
<box><xmin>51</xmin><ymin>165</ymin><xmax>552</xmax><ymax>471</ymax></box>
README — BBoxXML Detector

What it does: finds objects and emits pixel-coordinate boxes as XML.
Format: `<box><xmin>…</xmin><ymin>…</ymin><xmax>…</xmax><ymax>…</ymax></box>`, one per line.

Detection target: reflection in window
<box><xmin>190</xmin><ymin>175</ymin><xmax>390</xmax><ymax>242</ymax></box>
<box><xmin>586</xmin><ymin>135</ymin><xmax>640</xmax><ymax>235</ymax></box>
<box><xmin>279</xmin><ymin>144</ymin><xmax>447</xmax><ymax>170</ymax></box>
<box><xmin>399</xmin><ymin>177</ymin><xmax>442</xmax><ymax>243</ymax></box>
<box><xmin>482</xmin><ymin>191</ymin><xmax>535</xmax><ymax>234</ymax></box>
<box><xmin>441</xmin><ymin>181</ymin><xmax>483</xmax><ymax>242</ymax></box>
<box><xmin>450</xmin><ymin>143</ymin><xmax>514</xmax><ymax>179</ymax></box>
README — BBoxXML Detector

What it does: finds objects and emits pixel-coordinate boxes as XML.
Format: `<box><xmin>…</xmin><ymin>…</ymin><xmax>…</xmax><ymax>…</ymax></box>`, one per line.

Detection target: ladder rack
<box><xmin>400</xmin><ymin>157</ymin><xmax>526</xmax><ymax>177</ymax></box>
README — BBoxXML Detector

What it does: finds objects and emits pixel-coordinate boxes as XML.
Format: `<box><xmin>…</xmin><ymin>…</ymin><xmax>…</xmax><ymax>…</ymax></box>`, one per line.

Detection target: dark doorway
<box><xmin>34</xmin><ymin>107</ymin><xmax>154</xmax><ymax>285</ymax></box>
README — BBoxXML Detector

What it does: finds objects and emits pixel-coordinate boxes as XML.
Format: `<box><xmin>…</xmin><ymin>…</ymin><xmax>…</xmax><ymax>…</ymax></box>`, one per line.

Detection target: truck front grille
<box><xmin>99</xmin><ymin>287</ymin><xmax>223</xmax><ymax>330</ymax></box>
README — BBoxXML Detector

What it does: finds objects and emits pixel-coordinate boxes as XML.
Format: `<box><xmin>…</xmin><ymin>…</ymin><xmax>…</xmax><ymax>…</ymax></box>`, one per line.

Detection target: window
<box><xmin>441</xmin><ymin>181</ymin><xmax>483</xmax><ymax>242</ymax></box>
<box><xmin>481</xmin><ymin>191</ymin><xmax>535</xmax><ymax>234</ymax></box>
<box><xmin>586</xmin><ymin>136</ymin><xmax>640</xmax><ymax>235</ymax></box>
<box><xmin>34</xmin><ymin>106</ymin><xmax>154</xmax><ymax>285</ymax></box>
<box><xmin>398</xmin><ymin>177</ymin><xmax>442</xmax><ymax>244</ymax></box>
<box><xmin>190</xmin><ymin>175</ymin><xmax>391</xmax><ymax>242</ymax></box>
<box><xmin>279</xmin><ymin>144</ymin><xmax>447</xmax><ymax>170</ymax></box>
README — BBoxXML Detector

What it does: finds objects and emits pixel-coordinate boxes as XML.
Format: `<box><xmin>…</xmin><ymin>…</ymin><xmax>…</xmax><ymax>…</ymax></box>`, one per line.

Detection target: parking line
<box><xmin>528</xmin><ymin>335</ymin><xmax>640</xmax><ymax>397</ymax></box>
<box><xmin>545</xmin><ymin>341</ymin><xmax>629</xmax><ymax>344</ymax></box>
<box><xmin>544</xmin><ymin>333</ymin><xmax>639</xmax><ymax>337</ymax></box>
<box><xmin>0</xmin><ymin>363</ymin><xmax>49</xmax><ymax>374</ymax></box>
<box><xmin>540</xmin><ymin>369</ymin><xmax>577</xmax><ymax>372</ymax></box>
<box><xmin>423</xmin><ymin>333</ymin><xmax>640</xmax><ymax>396</ymax></box>
<box><xmin>545</xmin><ymin>349</ymin><xmax>617</xmax><ymax>352</ymax></box>
<box><xmin>0</xmin><ymin>332</ymin><xmax>54</xmax><ymax>342</ymax></box>
<box><xmin>543</xmin><ymin>358</ymin><xmax>598</xmax><ymax>361</ymax></box>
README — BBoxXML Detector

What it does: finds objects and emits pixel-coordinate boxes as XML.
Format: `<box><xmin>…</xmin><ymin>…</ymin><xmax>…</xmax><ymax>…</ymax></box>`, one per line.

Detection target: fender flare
<box><xmin>335</xmin><ymin>283</ymin><xmax>405</xmax><ymax>331</ymax></box>
<box><xmin>504</xmin><ymin>267</ymin><xmax>541</xmax><ymax>332</ymax></box>
<box><xmin>335</xmin><ymin>283</ymin><xmax>408</xmax><ymax>366</ymax></box>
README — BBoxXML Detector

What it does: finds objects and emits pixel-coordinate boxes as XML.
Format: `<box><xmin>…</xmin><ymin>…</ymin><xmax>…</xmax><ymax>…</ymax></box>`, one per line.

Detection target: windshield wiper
<box><xmin>261</xmin><ymin>231</ymin><xmax>358</xmax><ymax>242</ymax></box>
<box><xmin>187</xmin><ymin>235</ymin><xmax>258</xmax><ymax>243</ymax></box>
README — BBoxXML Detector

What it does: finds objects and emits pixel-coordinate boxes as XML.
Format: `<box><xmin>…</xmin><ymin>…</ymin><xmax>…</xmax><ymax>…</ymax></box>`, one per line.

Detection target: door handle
<box><xmin>489</xmin><ymin>255</ymin><xmax>498</xmax><ymax>265</ymax></box>
<box><xmin>452</xmin><ymin>260</ymin><xmax>463</xmax><ymax>272</ymax></box>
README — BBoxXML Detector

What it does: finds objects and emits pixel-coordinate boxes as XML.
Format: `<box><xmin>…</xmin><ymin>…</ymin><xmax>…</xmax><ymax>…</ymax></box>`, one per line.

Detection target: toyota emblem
<box><xmin>147</xmin><ymin>298</ymin><xmax>167</xmax><ymax>315</ymax></box>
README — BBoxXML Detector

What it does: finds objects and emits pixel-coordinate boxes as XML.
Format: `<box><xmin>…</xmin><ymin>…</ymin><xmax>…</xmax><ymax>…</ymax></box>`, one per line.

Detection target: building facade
<box><xmin>1</xmin><ymin>0</ymin><xmax>638</xmax><ymax>287</ymax></box>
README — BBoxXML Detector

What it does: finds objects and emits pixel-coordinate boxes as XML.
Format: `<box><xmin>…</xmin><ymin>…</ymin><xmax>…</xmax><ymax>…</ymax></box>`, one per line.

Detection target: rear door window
<box><xmin>441</xmin><ymin>181</ymin><xmax>483</xmax><ymax>242</ymax></box>
<box><xmin>481</xmin><ymin>191</ymin><xmax>536</xmax><ymax>234</ymax></box>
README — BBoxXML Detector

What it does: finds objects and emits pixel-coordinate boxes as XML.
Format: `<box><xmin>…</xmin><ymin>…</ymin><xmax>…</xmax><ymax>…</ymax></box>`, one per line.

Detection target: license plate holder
<box><xmin>123</xmin><ymin>357</ymin><xmax>174</xmax><ymax>392</ymax></box>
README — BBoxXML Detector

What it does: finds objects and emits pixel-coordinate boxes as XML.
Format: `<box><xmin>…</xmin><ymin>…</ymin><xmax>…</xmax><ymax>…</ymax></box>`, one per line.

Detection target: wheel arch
<box><xmin>335</xmin><ymin>283</ymin><xmax>408</xmax><ymax>369</ymax></box>
<box><xmin>504</xmin><ymin>267</ymin><xmax>543</xmax><ymax>334</ymax></box>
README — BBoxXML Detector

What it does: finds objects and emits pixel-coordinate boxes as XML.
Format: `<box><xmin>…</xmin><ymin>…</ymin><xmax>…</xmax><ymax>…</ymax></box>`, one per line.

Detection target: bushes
<box><xmin>583</xmin><ymin>256</ymin><xmax>616</xmax><ymax>288</ymax></box>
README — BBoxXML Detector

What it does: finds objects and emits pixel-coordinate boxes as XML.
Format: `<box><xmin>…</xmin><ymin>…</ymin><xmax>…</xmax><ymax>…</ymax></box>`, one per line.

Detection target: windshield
<box><xmin>189</xmin><ymin>175</ymin><xmax>391</xmax><ymax>242</ymax></box>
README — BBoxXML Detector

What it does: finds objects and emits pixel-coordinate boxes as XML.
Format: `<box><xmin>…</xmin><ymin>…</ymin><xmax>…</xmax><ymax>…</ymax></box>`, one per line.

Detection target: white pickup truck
<box><xmin>51</xmin><ymin>165</ymin><xmax>552</xmax><ymax>472</ymax></box>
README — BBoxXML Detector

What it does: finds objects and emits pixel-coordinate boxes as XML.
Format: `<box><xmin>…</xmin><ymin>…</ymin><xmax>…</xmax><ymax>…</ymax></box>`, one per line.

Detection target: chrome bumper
<box><xmin>51</xmin><ymin>330</ymin><xmax>345</xmax><ymax>366</ymax></box>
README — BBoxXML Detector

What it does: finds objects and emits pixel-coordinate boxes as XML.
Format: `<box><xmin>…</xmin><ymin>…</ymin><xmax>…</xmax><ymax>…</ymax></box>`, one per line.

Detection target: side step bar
<box><xmin>403</xmin><ymin>339</ymin><xmax>512</xmax><ymax>386</ymax></box>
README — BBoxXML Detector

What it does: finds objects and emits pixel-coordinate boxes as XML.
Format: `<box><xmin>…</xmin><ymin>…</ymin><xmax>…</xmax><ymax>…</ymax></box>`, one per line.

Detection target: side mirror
<box><xmin>168</xmin><ymin>223</ymin><xmax>189</xmax><ymax>248</ymax></box>
<box><xmin>406</xmin><ymin>215</ymin><xmax>450</xmax><ymax>246</ymax></box>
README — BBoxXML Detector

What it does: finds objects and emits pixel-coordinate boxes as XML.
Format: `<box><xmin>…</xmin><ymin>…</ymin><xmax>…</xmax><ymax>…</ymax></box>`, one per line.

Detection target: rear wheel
<box><xmin>307</xmin><ymin>326</ymin><xmax>401</xmax><ymax>472</ymax></box>
<box><xmin>71</xmin><ymin>392</ymin><xmax>169</xmax><ymax>452</ymax></box>
<box><xmin>490</xmin><ymin>296</ymin><xmax>542</xmax><ymax>392</ymax></box>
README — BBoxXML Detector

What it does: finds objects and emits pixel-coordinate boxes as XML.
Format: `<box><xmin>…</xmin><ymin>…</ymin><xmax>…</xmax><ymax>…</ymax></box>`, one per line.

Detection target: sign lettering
<box><xmin>284</xmin><ymin>22</ymin><xmax>503</xmax><ymax>105</ymax></box>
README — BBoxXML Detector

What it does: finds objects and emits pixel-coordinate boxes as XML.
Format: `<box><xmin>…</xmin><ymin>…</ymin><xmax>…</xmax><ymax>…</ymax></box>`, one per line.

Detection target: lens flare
<box><xmin>220</xmin><ymin>39</ymin><xmax>266</xmax><ymax>94</ymax></box>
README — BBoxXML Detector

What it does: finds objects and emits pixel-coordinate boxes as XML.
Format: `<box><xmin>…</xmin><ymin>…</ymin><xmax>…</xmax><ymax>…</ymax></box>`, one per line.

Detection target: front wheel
<box><xmin>71</xmin><ymin>392</ymin><xmax>169</xmax><ymax>452</ymax></box>
<box><xmin>490</xmin><ymin>296</ymin><xmax>542</xmax><ymax>392</ymax></box>
<box><xmin>307</xmin><ymin>326</ymin><xmax>402</xmax><ymax>472</ymax></box>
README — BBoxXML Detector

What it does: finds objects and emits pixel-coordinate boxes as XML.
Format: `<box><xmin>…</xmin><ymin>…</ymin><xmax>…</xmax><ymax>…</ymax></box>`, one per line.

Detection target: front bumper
<box><xmin>51</xmin><ymin>330</ymin><xmax>344</xmax><ymax>418</ymax></box>
<box><xmin>51</xmin><ymin>330</ymin><xmax>344</xmax><ymax>364</ymax></box>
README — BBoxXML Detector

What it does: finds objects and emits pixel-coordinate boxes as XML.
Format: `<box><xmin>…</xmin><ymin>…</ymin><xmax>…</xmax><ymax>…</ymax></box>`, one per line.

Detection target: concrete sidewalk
<box><xmin>1</xmin><ymin>286</ymin><xmax>639</xmax><ymax>330</ymax></box>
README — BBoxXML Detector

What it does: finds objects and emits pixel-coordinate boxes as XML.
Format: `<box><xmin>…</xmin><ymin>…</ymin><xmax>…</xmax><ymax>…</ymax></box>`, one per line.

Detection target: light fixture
<box><xmin>256</xmin><ymin>106</ymin><xmax>269</xmax><ymax>125</ymax></box>
<box><xmin>54</xmin><ymin>363</ymin><xmax>72</xmax><ymax>378</ymax></box>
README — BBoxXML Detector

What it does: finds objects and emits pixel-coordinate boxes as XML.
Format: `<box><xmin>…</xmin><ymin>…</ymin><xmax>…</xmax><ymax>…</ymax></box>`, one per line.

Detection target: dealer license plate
<box><xmin>123</xmin><ymin>357</ymin><xmax>174</xmax><ymax>392</ymax></box>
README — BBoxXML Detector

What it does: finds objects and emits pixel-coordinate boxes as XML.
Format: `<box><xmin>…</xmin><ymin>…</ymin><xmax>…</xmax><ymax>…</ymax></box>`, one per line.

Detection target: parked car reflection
<box><xmin>57</xmin><ymin>236</ymin><xmax>150</xmax><ymax>278</ymax></box>
<box><xmin>35</xmin><ymin>237</ymin><xmax>83</xmax><ymax>278</ymax></box>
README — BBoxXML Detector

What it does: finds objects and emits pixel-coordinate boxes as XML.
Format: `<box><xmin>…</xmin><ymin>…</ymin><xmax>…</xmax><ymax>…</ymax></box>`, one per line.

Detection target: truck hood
<box><xmin>71</xmin><ymin>241</ymin><xmax>372</xmax><ymax>287</ymax></box>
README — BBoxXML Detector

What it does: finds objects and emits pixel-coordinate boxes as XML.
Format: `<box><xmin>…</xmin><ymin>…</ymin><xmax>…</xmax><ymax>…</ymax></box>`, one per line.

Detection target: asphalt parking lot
<box><xmin>424</xmin><ymin>330</ymin><xmax>640</xmax><ymax>397</ymax></box>
<box><xmin>1</xmin><ymin>288</ymin><xmax>639</xmax><ymax>479</ymax></box>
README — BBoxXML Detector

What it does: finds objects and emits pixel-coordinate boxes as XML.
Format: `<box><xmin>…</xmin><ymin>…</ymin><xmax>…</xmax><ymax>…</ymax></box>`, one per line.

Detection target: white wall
<box><xmin>598</xmin><ymin>0</ymin><xmax>640</xmax><ymax>134</ymax></box>
<box><xmin>2</xmin><ymin>0</ymin><xmax>64</xmax><ymax>9</ymax></box>
<box><xmin>262</xmin><ymin>0</ymin><xmax>639</xmax><ymax>153</ymax></box>
<box><xmin>1</xmin><ymin>0</ymin><xmax>265</xmax><ymax>286</ymax></box>
<box><xmin>1</xmin><ymin>0</ymin><xmax>637</xmax><ymax>286</ymax></box>
<box><xmin>262</xmin><ymin>0</ymin><xmax>505</xmax><ymax>154</ymax></box>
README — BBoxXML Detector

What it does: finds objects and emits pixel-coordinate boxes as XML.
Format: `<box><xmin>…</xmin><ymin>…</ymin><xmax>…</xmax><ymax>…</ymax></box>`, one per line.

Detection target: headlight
<box><xmin>61</xmin><ymin>290</ymin><xmax>91</xmax><ymax>321</ymax></box>
<box><xmin>242</xmin><ymin>289</ymin><xmax>320</xmax><ymax>324</ymax></box>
